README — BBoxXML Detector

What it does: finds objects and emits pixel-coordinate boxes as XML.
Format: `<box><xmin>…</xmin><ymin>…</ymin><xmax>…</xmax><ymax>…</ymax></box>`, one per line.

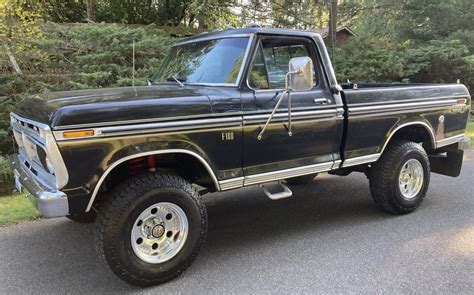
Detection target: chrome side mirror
<box><xmin>257</xmin><ymin>56</ymin><xmax>314</xmax><ymax>141</ymax></box>
<box><xmin>287</xmin><ymin>57</ymin><xmax>314</xmax><ymax>91</ymax></box>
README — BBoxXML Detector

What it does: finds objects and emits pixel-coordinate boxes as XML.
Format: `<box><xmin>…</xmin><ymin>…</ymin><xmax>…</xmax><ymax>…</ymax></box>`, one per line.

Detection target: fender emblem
<box><xmin>221</xmin><ymin>132</ymin><xmax>234</xmax><ymax>141</ymax></box>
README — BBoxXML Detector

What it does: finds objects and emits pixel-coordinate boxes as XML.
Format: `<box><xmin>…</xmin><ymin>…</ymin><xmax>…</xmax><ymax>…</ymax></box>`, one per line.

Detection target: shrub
<box><xmin>0</xmin><ymin>156</ymin><xmax>14</xmax><ymax>195</ymax></box>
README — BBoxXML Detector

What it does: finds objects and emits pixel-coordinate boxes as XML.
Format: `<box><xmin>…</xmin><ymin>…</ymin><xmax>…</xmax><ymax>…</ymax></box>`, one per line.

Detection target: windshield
<box><xmin>152</xmin><ymin>37</ymin><xmax>250</xmax><ymax>85</ymax></box>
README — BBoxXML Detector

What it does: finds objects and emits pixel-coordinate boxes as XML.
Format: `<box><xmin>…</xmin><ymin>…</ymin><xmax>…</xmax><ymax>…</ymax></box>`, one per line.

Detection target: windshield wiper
<box><xmin>166</xmin><ymin>76</ymin><xmax>186</xmax><ymax>88</ymax></box>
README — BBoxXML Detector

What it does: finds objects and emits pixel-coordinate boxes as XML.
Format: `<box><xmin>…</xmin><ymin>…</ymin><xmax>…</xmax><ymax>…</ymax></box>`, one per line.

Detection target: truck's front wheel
<box><xmin>369</xmin><ymin>140</ymin><xmax>430</xmax><ymax>214</ymax></box>
<box><xmin>95</xmin><ymin>173</ymin><xmax>207</xmax><ymax>286</ymax></box>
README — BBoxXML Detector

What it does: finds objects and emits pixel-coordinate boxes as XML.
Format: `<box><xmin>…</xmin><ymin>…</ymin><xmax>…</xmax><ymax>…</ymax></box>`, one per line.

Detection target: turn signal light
<box><xmin>62</xmin><ymin>130</ymin><xmax>94</xmax><ymax>139</ymax></box>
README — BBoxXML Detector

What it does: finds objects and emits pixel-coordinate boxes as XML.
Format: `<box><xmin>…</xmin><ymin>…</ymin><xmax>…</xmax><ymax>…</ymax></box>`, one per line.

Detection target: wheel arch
<box><xmin>380</xmin><ymin>121</ymin><xmax>436</xmax><ymax>155</ymax></box>
<box><xmin>85</xmin><ymin>149</ymin><xmax>220</xmax><ymax>212</ymax></box>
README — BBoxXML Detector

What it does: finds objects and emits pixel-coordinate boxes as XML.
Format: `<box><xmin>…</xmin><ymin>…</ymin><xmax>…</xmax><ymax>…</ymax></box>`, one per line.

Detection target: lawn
<box><xmin>467</xmin><ymin>121</ymin><xmax>474</xmax><ymax>143</ymax></box>
<box><xmin>0</xmin><ymin>193</ymin><xmax>41</xmax><ymax>226</ymax></box>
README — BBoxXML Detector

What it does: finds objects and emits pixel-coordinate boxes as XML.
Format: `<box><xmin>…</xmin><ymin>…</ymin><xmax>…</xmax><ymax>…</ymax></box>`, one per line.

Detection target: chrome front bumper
<box><xmin>458</xmin><ymin>135</ymin><xmax>471</xmax><ymax>150</ymax></box>
<box><xmin>9</xmin><ymin>154</ymin><xmax>69</xmax><ymax>218</ymax></box>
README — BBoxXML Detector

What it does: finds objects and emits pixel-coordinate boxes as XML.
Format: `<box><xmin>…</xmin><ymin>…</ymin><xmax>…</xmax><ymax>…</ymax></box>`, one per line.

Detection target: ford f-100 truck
<box><xmin>9</xmin><ymin>27</ymin><xmax>471</xmax><ymax>286</ymax></box>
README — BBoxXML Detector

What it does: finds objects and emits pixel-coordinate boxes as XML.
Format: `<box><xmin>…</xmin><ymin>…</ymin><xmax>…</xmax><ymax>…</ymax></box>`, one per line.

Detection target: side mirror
<box><xmin>287</xmin><ymin>57</ymin><xmax>314</xmax><ymax>91</ymax></box>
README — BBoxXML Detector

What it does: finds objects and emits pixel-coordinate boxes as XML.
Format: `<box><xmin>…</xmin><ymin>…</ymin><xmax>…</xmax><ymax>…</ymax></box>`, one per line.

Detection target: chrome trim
<box><xmin>86</xmin><ymin>149</ymin><xmax>220</xmax><ymax>212</ymax></box>
<box><xmin>219</xmin><ymin>177</ymin><xmax>244</xmax><ymax>190</ymax></box>
<box><xmin>243</xmin><ymin>109</ymin><xmax>337</xmax><ymax>124</ymax></box>
<box><xmin>172</xmin><ymin>33</ymin><xmax>254</xmax><ymax>46</ymax></box>
<box><xmin>53</xmin><ymin>106</ymin><xmax>336</xmax><ymax>131</ymax></box>
<box><xmin>11</xmin><ymin>113</ymin><xmax>69</xmax><ymax>189</ymax></box>
<box><xmin>219</xmin><ymin>161</ymin><xmax>337</xmax><ymax>191</ymax></box>
<box><xmin>54</xmin><ymin>109</ymin><xmax>340</xmax><ymax>141</ymax></box>
<box><xmin>436</xmin><ymin>134</ymin><xmax>467</xmax><ymax>148</ymax></box>
<box><xmin>348</xmin><ymin>104</ymin><xmax>452</xmax><ymax>119</ymax></box>
<box><xmin>380</xmin><ymin>122</ymin><xmax>436</xmax><ymax>155</ymax></box>
<box><xmin>54</xmin><ymin>116</ymin><xmax>243</xmax><ymax>140</ymax></box>
<box><xmin>347</xmin><ymin>95</ymin><xmax>466</xmax><ymax>107</ymax></box>
<box><xmin>341</xmin><ymin>154</ymin><xmax>381</xmax><ymax>168</ymax></box>
<box><xmin>348</xmin><ymin>99</ymin><xmax>458</xmax><ymax>115</ymax></box>
<box><xmin>244</xmin><ymin>161</ymin><xmax>334</xmax><ymax>186</ymax></box>
<box><xmin>9</xmin><ymin>154</ymin><xmax>69</xmax><ymax>218</ymax></box>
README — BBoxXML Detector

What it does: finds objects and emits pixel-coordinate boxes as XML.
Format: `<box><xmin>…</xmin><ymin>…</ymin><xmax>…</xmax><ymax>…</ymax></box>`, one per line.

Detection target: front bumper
<box><xmin>9</xmin><ymin>154</ymin><xmax>69</xmax><ymax>218</ymax></box>
<box><xmin>458</xmin><ymin>135</ymin><xmax>471</xmax><ymax>150</ymax></box>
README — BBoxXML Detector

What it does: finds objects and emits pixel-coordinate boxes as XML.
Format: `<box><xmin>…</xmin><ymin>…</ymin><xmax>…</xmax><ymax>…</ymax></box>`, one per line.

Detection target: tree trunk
<box><xmin>87</xmin><ymin>0</ymin><xmax>96</xmax><ymax>22</ymax></box>
<box><xmin>4</xmin><ymin>45</ymin><xmax>23</xmax><ymax>75</ymax></box>
<box><xmin>327</xmin><ymin>0</ymin><xmax>338</xmax><ymax>58</ymax></box>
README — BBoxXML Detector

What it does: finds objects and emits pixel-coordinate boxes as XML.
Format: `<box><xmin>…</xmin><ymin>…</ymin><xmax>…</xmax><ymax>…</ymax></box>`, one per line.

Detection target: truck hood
<box><xmin>14</xmin><ymin>85</ymin><xmax>220</xmax><ymax>129</ymax></box>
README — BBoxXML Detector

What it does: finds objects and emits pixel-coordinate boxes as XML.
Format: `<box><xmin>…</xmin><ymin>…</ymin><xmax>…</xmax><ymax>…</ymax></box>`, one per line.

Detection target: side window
<box><xmin>248</xmin><ymin>42</ymin><xmax>270</xmax><ymax>89</ymax></box>
<box><xmin>248</xmin><ymin>37</ymin><xmax>318</xmax><ymax>90</ymax></box>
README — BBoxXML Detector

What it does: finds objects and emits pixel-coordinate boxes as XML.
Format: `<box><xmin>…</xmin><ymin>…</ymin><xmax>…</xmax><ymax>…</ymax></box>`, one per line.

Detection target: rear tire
<box><xmin>369</xmin><ymin>140</ymin><xmax>430</xmax><ymax>214</ymax></box>
<box><xmin>286</xmin><ymin>173</ymin><xmax>317</xmax><ymax>185</ymax></box>
<box><xmin>95</xmin><ymin>173</ymin><xmax>207</xmax><ymax>286</ymax></box>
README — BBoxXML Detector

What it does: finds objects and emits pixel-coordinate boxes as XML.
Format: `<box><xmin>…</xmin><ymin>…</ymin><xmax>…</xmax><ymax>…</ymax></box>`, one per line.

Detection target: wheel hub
<box><xmin>398</xmin><ymin>159</ymin><xmax>424</xmax><ymax>200</ymax></box>
<box><xmin>131</xmin><ymin>202</ymin><xmax>189</xmax><ymax>264</ymax></box>
<box><xmin>152</xmin><ymin>224</ymin><xmax>165</xmax><ymax>238</ymax></box>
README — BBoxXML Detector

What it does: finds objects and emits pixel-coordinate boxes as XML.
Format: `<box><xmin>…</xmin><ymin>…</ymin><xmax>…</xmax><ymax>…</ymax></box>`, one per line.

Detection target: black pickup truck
<box><xmin>9</xmin><ymin>27</ymin><xmax>471</xmax><ymax>286</ymax></box>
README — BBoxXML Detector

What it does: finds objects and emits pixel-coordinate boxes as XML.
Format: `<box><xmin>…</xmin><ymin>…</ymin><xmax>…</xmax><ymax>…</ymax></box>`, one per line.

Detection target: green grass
<box><xmin>0</xmin><ymin>193</ymin><xmax>41</xmax><ymax>226</ymax></box>
<box><xmin>467</xmin><ymin>121</ymin><xmax>474</xmax><ymax>143</ymax></box>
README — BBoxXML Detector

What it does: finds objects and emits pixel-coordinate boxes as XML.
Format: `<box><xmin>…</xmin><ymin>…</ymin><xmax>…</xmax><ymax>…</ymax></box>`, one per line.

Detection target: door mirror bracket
<box><xmin>257</xmin><ymin>57</ymin><xmax>314</xmax><ymax>140</ymax></box>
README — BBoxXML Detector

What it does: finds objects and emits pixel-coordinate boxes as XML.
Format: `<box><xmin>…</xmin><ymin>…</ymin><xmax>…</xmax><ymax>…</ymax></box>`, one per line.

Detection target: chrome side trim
<box><xmin>436</xmin><ymin>134</ymin><xmax>467</xmax><ymax>148</ymax></box>
<box><xmin>53</xmin><ymin>106</ymin><xmax>337</xmax><ymax>131</ymax></box>
<box><xmin>219</xmin><ymin>177</ymin><xmax>245</xmax><ymax>190</ymax></box>
<box><xmin>348</xmin><ymin>99</ymin><xmax>458</xmax><ymax>115</ymax></box>
<box><xmin>85</xmin><ymin>149</ymin><xmax>220</xmax><ymax>212</ymax></box>
<box><xmin>243</xmin><ymin>109</ymin><xmax>337</xmax><ymax>124</ymax></box>
<box><xmin>380</xmin><ymin>121</ymin><xmax>436</xmax><ymax>155</ymax></box>
<box><xmin>341</xmin><ymin>154</ymin><xmax>381</xmax><ymax>168</ymax></box>
<box><xmin>243</xmin><ymin>161</ymin><xmax>334</xmax><ymax>186</ymax></box>
<box><xmin>348</xmin><ymin>105</ymin><xmax>452</xmax><ymax>119</ymax></box>
<box><xmin>54</xmin><ymin>116</ymin><xmax>243</xmax><ymax>140</ymax></box>
<box><xmin>54</xmin><ymin>109</ymin><xmax>341</xmax><ymax>141</ymax></box>
<box><xmin>347</xmin><ymin>95</ymin><xmax>465</xmax><ymax>107</ymax></box>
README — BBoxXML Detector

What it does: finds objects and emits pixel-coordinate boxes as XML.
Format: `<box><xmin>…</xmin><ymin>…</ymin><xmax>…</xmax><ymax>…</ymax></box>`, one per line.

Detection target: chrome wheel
<box><xmin>398</xmin><ymin>159</ymin><xmax>424</xmax><ymax>200</ymax></box>
<box><xmin>131</xmin><ymin>202</ymin><xmax>188</xmax><ymax>264</ymax></box>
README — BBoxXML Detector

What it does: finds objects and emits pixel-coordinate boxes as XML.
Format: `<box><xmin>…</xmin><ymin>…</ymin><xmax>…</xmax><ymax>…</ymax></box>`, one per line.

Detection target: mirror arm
<box><xmin>258</xmin><ymin>71</ymin><xmax>298</xmax><ymax>141</ymax></box>
<box><xmin>257</xmin><ymin>90</ymin><xmax>288</xmax><ymax>140</ymax></box>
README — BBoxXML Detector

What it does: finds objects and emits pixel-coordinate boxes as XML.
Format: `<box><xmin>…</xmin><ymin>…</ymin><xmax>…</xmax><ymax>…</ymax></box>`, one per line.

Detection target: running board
<box><xmin>260</xmin><ymin>182</ymin><xmax>293</xmax><ymax>200</ymax></box>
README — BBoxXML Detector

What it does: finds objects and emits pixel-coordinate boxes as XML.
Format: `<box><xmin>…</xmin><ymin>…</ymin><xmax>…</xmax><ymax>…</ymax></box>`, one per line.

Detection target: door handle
<box><xmin>314</xmin><ymin>98</ymin><xmax>331</xmax><ymax>104</ymax></box>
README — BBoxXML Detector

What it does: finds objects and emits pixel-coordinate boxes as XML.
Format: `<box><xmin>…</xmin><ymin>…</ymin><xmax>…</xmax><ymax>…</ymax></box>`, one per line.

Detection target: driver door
<box><xmin>241</xmin><ymin>35</ymin><xmax>343</xmax><ymax>181</ymax></box>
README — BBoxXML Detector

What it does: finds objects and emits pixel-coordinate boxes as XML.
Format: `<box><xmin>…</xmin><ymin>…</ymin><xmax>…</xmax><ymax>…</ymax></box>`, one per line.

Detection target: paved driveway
<box><xmin>1</xmin><ymin>150</ymin><xmax>473</xmax><ymax>294</ymax></box>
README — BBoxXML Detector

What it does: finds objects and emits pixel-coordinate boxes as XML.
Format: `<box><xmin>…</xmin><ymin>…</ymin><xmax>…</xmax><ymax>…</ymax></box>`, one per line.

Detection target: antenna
<box><xmin>132</xmin><ymin>39</ymin><xmax>135</xmax><ymax>87</ymax></box>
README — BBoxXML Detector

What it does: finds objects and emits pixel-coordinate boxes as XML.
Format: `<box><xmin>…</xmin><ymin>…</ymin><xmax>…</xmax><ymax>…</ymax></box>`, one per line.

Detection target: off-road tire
<box><xmin>95</xmin><ymin>173</ymin><xmax>207</xmax><ymax>286</ymax></box>
<box><xmin>66</xmin><ymin>211</ymin><xmax>97</xmax><ymax>223</ymax></box>
<box><xmin>369</xmin><ymin>140</ymin><xmax>430</xmax><ymax>214</ymax></box>
<box><xmin>286</xmin><ymin>173</ymin><xmax>317</xmax><ymax>185</ymax></box>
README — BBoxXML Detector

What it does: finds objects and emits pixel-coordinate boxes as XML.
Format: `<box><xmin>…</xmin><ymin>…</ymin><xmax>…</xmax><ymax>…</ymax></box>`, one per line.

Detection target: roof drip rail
<box><xmin>246</xmin><ymin>23</ymin><xmax>260</xmax><ymax>28</ymax></box>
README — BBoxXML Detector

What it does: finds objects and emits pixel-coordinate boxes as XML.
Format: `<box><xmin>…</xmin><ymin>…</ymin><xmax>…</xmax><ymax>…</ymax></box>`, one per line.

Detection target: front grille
<box><xmin>10</xmin><ymin>113</ymin><xmax>56</xmax><ymax>189</ymax></box>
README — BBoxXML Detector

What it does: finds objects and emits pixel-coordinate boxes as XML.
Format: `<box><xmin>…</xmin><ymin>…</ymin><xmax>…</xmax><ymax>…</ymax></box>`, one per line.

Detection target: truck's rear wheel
<box><xmin>95</xmin><ymin>173</ymin><xmax>207</xmax><ymax>286</ymax></box>
<box><xmin>286</xmin><ymin>173</ymin><xmax>317</xmax><ymax>185</ymax></box>
<box><xmin>369</xmin><ymin>140</ymin><xmax>430</xmax><ymax>214</ymax></box>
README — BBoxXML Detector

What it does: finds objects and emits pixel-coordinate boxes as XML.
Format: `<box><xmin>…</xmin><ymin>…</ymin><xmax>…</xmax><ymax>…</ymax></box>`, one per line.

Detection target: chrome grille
<box><xmin>10</xmin><ymin>113</ymin><xmax>66</xmax><ymax>190</ymax></box>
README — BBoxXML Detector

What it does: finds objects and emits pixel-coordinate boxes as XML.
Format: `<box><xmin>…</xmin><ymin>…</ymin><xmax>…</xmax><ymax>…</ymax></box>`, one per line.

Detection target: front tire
<box><xmin>95</xmin><ymin>173</ymin><xmax>207</xmax><ymax>286</ymax></box>
<box><xmin>369</xmin><ymin>140</ymin><xmax>430</xmax><ymax>214</ymax></box>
